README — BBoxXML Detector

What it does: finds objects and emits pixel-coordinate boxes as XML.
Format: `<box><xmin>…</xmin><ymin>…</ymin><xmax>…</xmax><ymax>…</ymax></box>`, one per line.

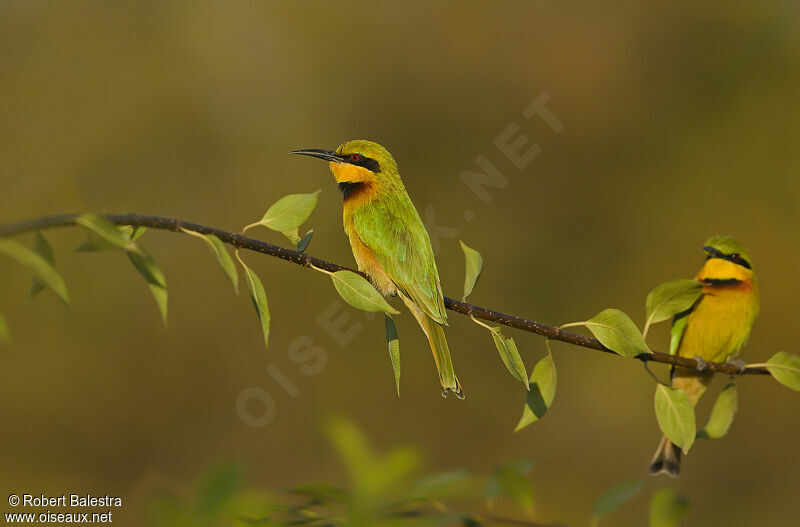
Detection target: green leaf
<box><xmin>385</xmin><ymin>315</ymin><xmax>401</xmax><ymax>396</ymax></box>
<box><xmin>644</xmin><ymin>279</ymin><xmax>702</xmax><ymax>331</ymax></box>
<box><xmin>669</xmin><ymin>315</ymin><xmax>688</xmax><ymax>356</ymax></box>
<box><xmin>237</xmin><ymin>254</ymin><xmax>270</xmax><ymax>349</ymax></box>
<box><xmin>485</xmin><ymin>463</ymin><xmax>535</xmax><ymax>516</ymax></box>
<box><xmin>515</xmin><ymin>349</ymin><xmax>557</xmax><ymax>432</ymax></box>
<box><xmin>0</xmin><ymin>312</ymin><xmax>10</xmax><ymax>345</ymax></box>
<box><xmin>74</xmin><ymin>214</ymin><xmax>136</xmax><ymax>251</ymax></box>
<box><xmin>504</xmin><ymin>458</ymin><xmax>537</xmax><ymax>474</ymax></box>
<box><xmin>697</xmin><ymin>383</ymin><xmax>737</xmax><ymax>439</ymax></box>
<box><xmin>329</xmin><ymin>270</ymin><xmax>399</xmax><ymax>314</ymax></box>
<box><xmin>489</xmin><ymin>327</ymin><xmax>528</xmax><ymax>387</ymax></box>
<box><xmin>281</xmin><ymin>228</ymin><xmax>301</xmax><ymax>245</ymax></box>
<box><xmin>649</xmin><ymin>487</ymin><xmax>689</xmax><ymax>527</ymax></box>
<box><xmin>29</xmin><ymin>230</ymin><xmax>55</xmax><ymax>299</ymax></box>
<box><xmin>654</xmin><ymin>384</ymin><xmax>696</xmax><ymax>453</ymax></box>
<box><xmin>128</xmin><ymin>250</ymin><xmax>168</xmax><ymax>325</ymax></box>
<box><xmin>75</xmin><ymin>231</ymin><xmax>119</xmax><ymax>252</ymax></box>
<box><xmin>248</xmin><ymin>190</ymin><xmax>321</xmax><ymax>234</ymax></box>
<box><xmin>592</xmin><ymin>479</ymin><xmax>646</xmax><ymax>520</ymax></box>
<box><xmin>582</xmin><ymin>308</ymin><xmax>651</xmax><ymax>358</ymax></box>
<box><xmin>120</xmin><ymin>225</ymin><xmax>147</xmax><ymax>241</ymax></box>
<box><xmin>0</xmin><ymin>238</ymin><xmax>69</xmax><ymax>306</ymax></box>
<box><xmin>459</xmin><ymin>240</ymin><xmax>483</xmax><ymax>300</ymax></box>
<box><xmin>765</xmin><ymin>351</ymin><xmax>800</xmax><ymax>391</ymax></box>
<box><xmin>296</xmin><ymin>229</ymin><xmax>314</xmax><ymax>253</ymax></box>
<box><xmin>182</xmin><ymin>230</ymin><xmax>239</xmax><ymax>293</ymax></box>
<box><xmin>327</xmin><ymin>417</ymin><xmax>420</xmax><ymax>497</ymax></box>
<box><xmin>195</xmin><ymin>462</ymin><xmax>245</xmax><ymax>520</ymax></box>
<box><xmin>411</xmin><ymin>469</ymin><xmax>471</xmax><ymax>500</ymax></box>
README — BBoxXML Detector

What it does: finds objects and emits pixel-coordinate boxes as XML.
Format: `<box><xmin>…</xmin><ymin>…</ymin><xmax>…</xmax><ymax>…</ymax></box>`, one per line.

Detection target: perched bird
<box><xmin>291</xmin><ymin>140</ymin><xmax>463</xmax><ymax>398</ymax></box>
<box><xmin>649</xmin><ymin>236</ymin><xmax>759</xmax><ymax>477</ymax></box>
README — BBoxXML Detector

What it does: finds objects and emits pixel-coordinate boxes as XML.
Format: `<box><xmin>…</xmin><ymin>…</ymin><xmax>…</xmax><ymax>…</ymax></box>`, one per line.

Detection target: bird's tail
<box><xmin>648</xmin><ymin>435</ymin><xmax>681</xmax><ymax>477</ymax></box>
<box><xmin>404</xmin><ymin>300</ymin><xmax>463</xmax><ymax>399</ymax></box>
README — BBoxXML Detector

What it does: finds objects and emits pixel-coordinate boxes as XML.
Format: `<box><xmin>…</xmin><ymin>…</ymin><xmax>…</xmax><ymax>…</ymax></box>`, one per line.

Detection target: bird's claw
<box><xmin>692</xmin><ymin>356</ymin><xmax>707</xmax><ymax>373</ymax></box>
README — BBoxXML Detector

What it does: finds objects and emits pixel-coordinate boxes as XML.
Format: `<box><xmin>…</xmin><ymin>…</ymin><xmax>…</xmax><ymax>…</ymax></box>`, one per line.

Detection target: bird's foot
<box><xmin>725</xmin><ymin>359</ymin><xmax>748</xmax><ymax>376</ymax></box>
<box><xmin>692</xmin><ymin>355</ymin><xmax>707</xmax><ymax>373</ymax></box>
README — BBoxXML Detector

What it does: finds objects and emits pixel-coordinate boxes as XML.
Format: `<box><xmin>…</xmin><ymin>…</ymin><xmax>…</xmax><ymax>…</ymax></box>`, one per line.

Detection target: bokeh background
<box><xmin>2</xmin><ymin>1</ymin><xmax>800</xmax><ymax>525</ymax></box>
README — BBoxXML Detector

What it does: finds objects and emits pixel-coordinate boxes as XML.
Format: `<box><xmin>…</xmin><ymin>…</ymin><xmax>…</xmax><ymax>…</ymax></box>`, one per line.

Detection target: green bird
<box><xmin>649</xmin><ymin>236</ymin><xmax>760</xmax><ymax>477</ymax></box>
<box><xmin>292</xmin><ymin>140</ymin><xmax>463</xmax><ymax>399</ymax></box>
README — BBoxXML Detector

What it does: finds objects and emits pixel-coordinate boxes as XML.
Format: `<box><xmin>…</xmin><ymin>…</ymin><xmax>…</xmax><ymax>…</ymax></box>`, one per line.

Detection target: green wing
<box><xmin>353</xmin><ymin>196</ymin><xmax>447</xmax><ymax>324</ymax></box>
<box><xmin>670</xmin><ymin>313</ymin><xmax>689</xmax><ymax>356</ymax></box>
<box><xmin>669</xmin><ymin>288</ymin><xmax>708</xmax><ymax>355</ymax></box>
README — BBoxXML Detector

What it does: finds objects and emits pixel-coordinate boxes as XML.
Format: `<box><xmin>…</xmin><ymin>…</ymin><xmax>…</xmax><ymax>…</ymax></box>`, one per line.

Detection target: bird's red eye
<box><xmin>351</xmin><ymin>153</ymin><xmax>361</xmax><ymax>161</ymax></box>
<box><xmin>731</xmin><ymin>253</ymin><xmax>741</xmax><ymax>261</ymax></box>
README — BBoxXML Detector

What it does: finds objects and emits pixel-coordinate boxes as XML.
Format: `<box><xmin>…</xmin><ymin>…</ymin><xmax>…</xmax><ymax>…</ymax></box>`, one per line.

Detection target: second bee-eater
<box><xmin>291</xmin><ymin>140</ymin><xmax>463</xmax><ymax>399</ymax></box>
<box><xmin>649</xmin><ymin>236</ymin><xmax>759</xmax><ymax>477</ymax></box>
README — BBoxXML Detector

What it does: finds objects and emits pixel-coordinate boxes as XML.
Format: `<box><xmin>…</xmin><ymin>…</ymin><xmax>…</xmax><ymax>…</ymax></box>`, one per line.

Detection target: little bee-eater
<box><xmin>649</xmin><ymin>236</ymin><xmax>759</xmax><ymax>477</ymax></box>
<box><xmin>292</xmin><ymin>140</ymin><xmax>463</xmax><ymax>399</ymax></box>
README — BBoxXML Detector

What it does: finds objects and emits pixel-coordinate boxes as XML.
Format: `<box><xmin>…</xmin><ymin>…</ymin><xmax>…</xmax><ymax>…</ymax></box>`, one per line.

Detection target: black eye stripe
<box><xmin>346</xmin><ymin>153</ymin><xmax>381</xmax><ymax>173</ymax></box>
<box><xmin>727</xmin><ymin>254</ymin><xmax>752</xmax><ymax>269</ymax></box>
<box><xmin>706</xmin><ymin>253</ymin><xmax>751</xmax><ymax>270</ymax></box>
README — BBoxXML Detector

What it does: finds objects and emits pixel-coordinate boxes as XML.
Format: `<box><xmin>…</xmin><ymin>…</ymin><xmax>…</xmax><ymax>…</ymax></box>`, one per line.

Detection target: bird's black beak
<box><xmin>703</xmin><ymin>246</ymin><xmax>724</xmax><ymax>258</ymax></box>
<box><xmin>290</xmin><ymin>149</ymin><xmax>344</xmax><ymax>163</ymax></box>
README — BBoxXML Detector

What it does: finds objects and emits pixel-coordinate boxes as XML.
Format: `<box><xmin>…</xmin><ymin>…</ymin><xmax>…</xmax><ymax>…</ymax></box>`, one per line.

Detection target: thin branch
<box><xmin>0</xmin><ymin>213</ymin><xmax>769</xmax><ymax>376</ymax></box>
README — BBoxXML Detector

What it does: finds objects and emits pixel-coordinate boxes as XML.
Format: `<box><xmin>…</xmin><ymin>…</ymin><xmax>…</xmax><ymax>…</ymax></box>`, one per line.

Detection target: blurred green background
<box><xmin>2</xmin><ymin>1</ymin><xmax>799</xmax><ymax>525</ymax></box>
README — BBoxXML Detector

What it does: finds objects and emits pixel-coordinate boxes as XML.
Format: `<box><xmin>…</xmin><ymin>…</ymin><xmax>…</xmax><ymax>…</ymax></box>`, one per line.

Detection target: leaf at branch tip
<box><xmin>489</xmin><ymin>327</ymin><xmax>528</xmax><ymax>387</ymax></box>
<box><xmin>385</xmin><ymin>315</ymin><xmax>401</xmax><ymax>396</ymax></box>
<box><xmin>459</xmin><ymin>240</ymin><xmax>483</xmax><ymax>300</ymax></box>
<box><xmin>237</xmin><ymin>254</ymin><xmax>270</xmax><ymax>350</ymax></box>
<box><xmin>592</xmin><ymin>479</ymin><xmax>646</xmax><ymax>520</ymax></box>
<box><xmin>582</xmin><ymin>308</ymin><xmax>651</xmax><ymax>358</ymax></box>
<box><xmin>29</xmin><ymin>230</ymin><xmax>55</xmax><ymax>299</ymax></box>
<box><xmin>250</xmin><ymin>190</ymin><xmax>321</xmax><ymax>234</ymax></box>
<box><xmin>296</xmin><ymin>229</ymin><xmax>314</xmax><ymax>253</ymax></box>
<box><xmin>654</xmin><ymin>384</ymin><xmax>696</xmax><ymax>453</ymax></box>
<box><xmin>697</xmin><ymin>383</ymin><xmax>737</xmax><ymax>439</ymax></box>
<box><xmin>74</xmin><ymin>213</ymin><xmax>136</xmax><ymax>251</ymax></box>
<box><xmin>649</xmin><ymin>487</ymin><xmax>689</xmax><ymax>527</ymax></box>
<box><xmin>515</xmin><ymin>351</ymin><xmax>557</xmax><ymax>432</ymax></box>
<box><xmin>330</xmin><ymin>270</ymin><xmax>399</xmax><ymax>314</ymax></box>
<box><xmin>182</xmin><ymin>230</ymin><xmax>239</xmax><ymax>294</ymax></box>
<box><xmin>127</xmin><ymin>250</ymin><xmax>168</xmax><ymax>325</ymax></box>
<box><xmin>0</xmin><ymin>312</ymin><xmax>10</xmax><ymax>345</ymax></box>
<box><xmin>0</xmin><ymin>238</ymin><xmax>69</xmax><ymax>306</ymax></box>
<box><xmin>645</xmin><ymin>279</ymin><xmax>702</xmax><ymax>328</ymax></box>
<box><xmin>765</xmin><ymin>351</ymin><xmax>800</xmax><ymax>391</ymax></box>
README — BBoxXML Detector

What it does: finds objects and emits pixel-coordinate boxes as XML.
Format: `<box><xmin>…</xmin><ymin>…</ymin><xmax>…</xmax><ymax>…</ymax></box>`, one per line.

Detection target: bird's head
<box><xmin>698</xmin><ymin>235</ymin><xmax>755</xmax><ymax>283</ymax></box>
<box><xmin>291</xmin><ymin>140</ymin><xmax>399</xmax><ymax>186</ymax></box>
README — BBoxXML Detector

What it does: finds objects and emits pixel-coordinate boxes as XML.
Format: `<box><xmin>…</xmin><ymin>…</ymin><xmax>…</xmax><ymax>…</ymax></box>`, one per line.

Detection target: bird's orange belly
<box><xmin>343</xmin><ymin>216</ymin><xmax>396</xmax><ymax>296</ymax></box>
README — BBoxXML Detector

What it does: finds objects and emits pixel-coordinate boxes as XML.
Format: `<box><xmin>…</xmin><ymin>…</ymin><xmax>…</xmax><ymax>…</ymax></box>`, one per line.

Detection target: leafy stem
<box><xmin>0</xmin><ymin>212</ymin><xmax>771</xmax><ymax>376</ymax></box>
